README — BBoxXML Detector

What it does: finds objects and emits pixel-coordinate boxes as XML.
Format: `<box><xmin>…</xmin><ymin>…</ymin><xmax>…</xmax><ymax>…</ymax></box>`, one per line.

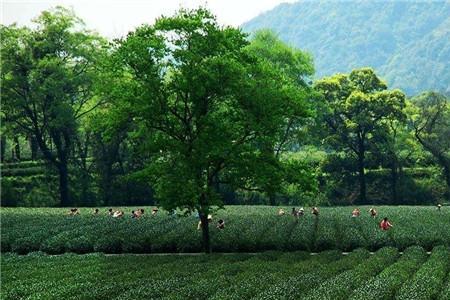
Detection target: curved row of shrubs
<box><xmin>2</xmin><ymin>206</ymin><xmax>450</xmax><ymax>254</ymax></box>
<box><xmin>2</xmin><ymin>246</ymin><xmax>449</xmax><ymax>299</ymax></box>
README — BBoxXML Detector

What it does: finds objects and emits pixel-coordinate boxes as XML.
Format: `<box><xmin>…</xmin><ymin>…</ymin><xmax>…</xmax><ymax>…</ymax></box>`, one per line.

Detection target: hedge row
<box><xmin>2</xmin><ymin>247</ymin><xmax>449</xmax><ymax>300</ymax></box>
<box><xmin>348</xmin><ymin>246</ymin><xmax>428</xmax><ymax>300</ymax></box>
<box><xmin>2</xmin><ymin>206</ymin><xmax>450</xmax><ymax>254</ymax></box>
<box><xmin>396</xmin><ymin>246</ymin><xmax>450</xmax><ymax>300</ymax></box>
<box><xmin>301</xmin><ymin>247</ymin><xmax>400</xmax><ymax>300</ymax></box>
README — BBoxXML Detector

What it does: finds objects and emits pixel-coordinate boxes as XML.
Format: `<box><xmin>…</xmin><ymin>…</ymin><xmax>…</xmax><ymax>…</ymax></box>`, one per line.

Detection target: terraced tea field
<box><xmin>1</xmin><ymin>206</ymin><xmax>450</xmax><ymax>299</ymax></box>
<box><xmin>1</xmin><ymin>246</ymin><xmax>449</xmax><ymax>300</ymax></box>
<box><xmin>1</xmin><ymin>206</ymin><xmax>449</xmax><ymax>254</ymax></box>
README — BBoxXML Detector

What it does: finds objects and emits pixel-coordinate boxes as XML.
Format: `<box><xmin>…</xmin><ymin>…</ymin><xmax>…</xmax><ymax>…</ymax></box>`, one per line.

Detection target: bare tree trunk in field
<box><xmin>199</xmin><ymin>211</ymin><xmax>211</xmax><ymax>253</ymax></box>
<box><xmin>357</xmin><ymin>151</ymin><xmax>366</xmax><ymax>204</ymax></box>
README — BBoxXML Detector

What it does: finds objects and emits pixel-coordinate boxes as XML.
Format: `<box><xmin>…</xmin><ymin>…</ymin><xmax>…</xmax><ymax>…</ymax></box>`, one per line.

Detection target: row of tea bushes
<box><xmin>349</xmin><ymin>246</ymin><xmax>428</xmax><ymax>300</ymax></box>
<box><xmin>2</xmin><ymin>246</ymin><xmax>449</xmax><ymax>300</ymax></box>
<box><xmin>1</xmin><ymin>206</ymin><xmax>450</xmax><ymax>254</ymax></box>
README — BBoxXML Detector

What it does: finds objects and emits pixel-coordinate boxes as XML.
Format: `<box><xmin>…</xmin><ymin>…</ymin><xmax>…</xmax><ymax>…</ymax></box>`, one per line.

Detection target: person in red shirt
<box><xmin>379</xmin><ymin>217</ymin><xmax>393</xmax><ymax>231</ymax></box>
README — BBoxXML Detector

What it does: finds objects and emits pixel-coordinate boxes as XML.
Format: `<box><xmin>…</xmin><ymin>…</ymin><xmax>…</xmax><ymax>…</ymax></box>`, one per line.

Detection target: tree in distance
<box><xmin>1</xmin><ymin>7</ymin><xmax>107</xmax><ymax>206</ymax></box>
<box><xmin>314</xmin><ymin>68</ymin><xmax>406</xmax><ymax>204</ymax></box>
<box><xmin>410</xmin><ymin>91</ymin><xmax>450</xmax><ymax>200</ymax></box>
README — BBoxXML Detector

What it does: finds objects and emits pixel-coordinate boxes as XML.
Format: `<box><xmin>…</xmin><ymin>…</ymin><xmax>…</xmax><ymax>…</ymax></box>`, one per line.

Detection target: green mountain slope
<box><xmin>242</xmin><ymin>0</ymin><xmax>450</xmax><ymax>95</ymax></box>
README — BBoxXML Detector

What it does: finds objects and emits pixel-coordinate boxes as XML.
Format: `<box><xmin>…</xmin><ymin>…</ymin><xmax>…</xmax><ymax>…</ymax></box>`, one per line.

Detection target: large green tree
<box><xmin>106</xmin><ymin>9</ymin><xmax>312</xmax><ymax>252</ymax></box>
<box><xmin>410</xmin><ymin>92</ymin><xmax>450</xmax><ymax>199</ymax></box>
<box><xmin>314</xmin><ymin>68</ymin><xmax>406</xmax><ymax>203</ymax></box>
<box><xmin>245</xmin><ymin>29</ymin><xmax>315</xmax><ymax>205</ymax></box>
<box><xmin>1</xmin><ymin>7</ymin><xmax>106</xmax><ymax>206</ymax></box>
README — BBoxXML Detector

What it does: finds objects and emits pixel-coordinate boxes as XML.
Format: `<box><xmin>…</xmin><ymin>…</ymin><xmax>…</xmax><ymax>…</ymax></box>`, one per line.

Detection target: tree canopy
<box><xmin>102</xmin><ymin>9</ymin><xmax>314</xmax><ymax>252</ymax></box>
<box><xmin>1</xmin><ymin>6</ymin><xmax>107</xmax><ymax>206</ymax></box>
<box><xmin>314</xmin><ymin>68</ymin><xmax>406</xmax><ymax>203</ymax></box>
<box><xmin>1</xmin><ymin>6</ymin><xmax>448</xmax><ymax>214</ymax></box>
<box><xmin>410</xmin><ymin>92</ymin><xmax>450</xmax><ymax>199</ymax></box>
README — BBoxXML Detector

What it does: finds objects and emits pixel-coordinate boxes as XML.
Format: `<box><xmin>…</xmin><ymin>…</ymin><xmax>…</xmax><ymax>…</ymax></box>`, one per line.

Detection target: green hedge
<box><xmin>2</xmin><ymin>206</ymin><xmax>449</xmax><ymax>255</ymax></box>
<box><xmin>301</xmin><ymin>247</ymin><xmax>400</xmax><ymax>300</ymax></box>
<box><xmin>395</xmin><ymin>246</ymin><xmax>450</xmax><ymax>300</ymax></box>
<box><xmin>348</xmin><ymin>246</ymin><xmax>428</xmax><ymax>300</ymax></box>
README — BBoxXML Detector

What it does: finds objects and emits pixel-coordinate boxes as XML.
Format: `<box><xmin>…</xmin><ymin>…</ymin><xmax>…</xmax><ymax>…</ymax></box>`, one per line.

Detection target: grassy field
<box><xmin>1</xmin><ymin>246</ymin><xmax>449</xmax><ymax>300</ymax></box>
<box><xmin>1</xmin><ymin>206</ymin><xmax>450</xmax><ymax>254</ymax></box>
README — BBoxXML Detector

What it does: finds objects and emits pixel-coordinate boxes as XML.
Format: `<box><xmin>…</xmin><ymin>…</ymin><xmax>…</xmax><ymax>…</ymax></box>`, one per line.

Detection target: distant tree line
<box><xmin>2</xmin><ymin>7</ymin><xmax>449</xmax><ymax>209</ymax></box>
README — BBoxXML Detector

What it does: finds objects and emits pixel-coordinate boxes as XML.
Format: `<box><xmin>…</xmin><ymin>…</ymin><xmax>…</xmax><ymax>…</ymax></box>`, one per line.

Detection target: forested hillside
<box><xmin>2</xmin><ymin>7</ymin><xmax>450</xmax><ymax>211</ymax></box>
<box><xmin>243</xmin><ymin>0</ymin><xmax>450</xmax><ymax>96</ymax></box>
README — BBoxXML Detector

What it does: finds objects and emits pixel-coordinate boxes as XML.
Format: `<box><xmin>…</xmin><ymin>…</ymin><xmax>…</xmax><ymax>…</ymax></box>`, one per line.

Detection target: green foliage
<box><xmin>2</xmin><ymin>245</ymin><xmax>450</xmax><ymax>299</ymax></box>
<box><xmin>101</xmin><ymin>8</ymin><xmax>315</xmax><ymax>252</ymax></box>
<box><xmin>321</xmin><ymin>161</ymin><xmax>447</xmax><ymax>205</ymax></box>
<box><xmin>0</xmin><ymin>250</ymin><xmax>357</xmax><ymax>299</ymax></box>
<box><xmin>246</xmin><ymin>29</ymin><xmax>314</xmax><ymax>86</ymax></box>
<box><xmin>1</xmin><ymin>206</ymin><xmax>449</xmax><ymax>255</ymax></box>
<box><xmin>349</xmin><ymin>246</ymin><xmax>428</xmax><ymax>300</ymax></box>
<box><xmin>254</xmin><ymin>248</ymin><xmax>371</xmax><ymax>299</ymax></box>
<box><xmin>440</xmin><ymin>279</ymin><xmax>450</xmax><ymax>300</ymax></box>
<box><xmin>396</xmin><ymin>246</ymin><xmax>450</xmax><ymax>300</ymax></box>
<box><xmin>1</xmin><ymin>6</ymin><xmax>447</xmax><ymax>211</ymax></box>
<box><xmin>243</xmin><ymin>0</ymin><xmax>450</xmax><ymax>95</ymax></box>
<box><xmin>410</xmin><ymin>92</ymin><xmax>450</xmax><ymax>199</ymax></box>
<box><xmin>301</xmin><ymin>247</ymin><xmax>399</xmax><ymax>300</ymax></box>
<box><xmin>314</xmin><ymin>68</ymin><xmax>406</xmax><ymax>203</ymax></box>
<box><xmin>1</xmin><ymin>6</ymin><xmax>108</xmax><ymax>206</ymax></box>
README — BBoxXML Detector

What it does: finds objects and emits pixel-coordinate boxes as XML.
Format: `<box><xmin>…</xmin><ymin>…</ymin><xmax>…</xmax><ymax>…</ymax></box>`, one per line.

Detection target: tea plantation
<box><xmin>1</xmin><ymin>206</ymin><xmax>450</xmax><ymax>254</ymax></box>
<box><xmin>1</xmin><ymin>206</ymin><xmax>450</xmax><ymax>299</ymax></box>
<box><xmin>1</xmin><ymin>246</ymin><xmax>450</xmax><ymax>300</ymax></box>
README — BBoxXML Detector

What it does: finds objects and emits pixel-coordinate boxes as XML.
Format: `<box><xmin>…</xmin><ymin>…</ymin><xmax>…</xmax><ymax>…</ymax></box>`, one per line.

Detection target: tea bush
<box><xmin>395</xmin><ymin>246</ymin><xmax>450</xmax><ymax>300</ymax></box>
<box><xmin>348</xmin><ymin>246</ymin><xmax>428</xmax><ymax>300</ymax></box>
<box><xmin>1</xmin><ymin>206</ymin><xmax>449</xmax><ymax>255</ymax></box>
<box><xmin>2</xmin><ymin>247</ymin><xmax>449</xmax><ymax>300</ymax></box>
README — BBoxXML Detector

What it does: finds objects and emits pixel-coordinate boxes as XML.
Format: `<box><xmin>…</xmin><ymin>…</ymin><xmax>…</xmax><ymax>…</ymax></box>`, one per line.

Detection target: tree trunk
<box><xmin>442</xmin><ymin>164</ymin><xmax>450</xmax><ymax>202</ymax></box>
<box><xmin>14</xmin><ymin>136</ymin><xmax>21</xmax><ymax>161</ymax></box>
<box><xmin>102</xmin><ymin>167</ymin><xmax>113</xmax><ymax>205</ymax></box>
<box><xmin>398</xmin><ymin>165</ymin><xmax>404</xmax><ymax>203</ymax></box>
<box><xmin>414</xmin><ymin>133</ymin><xmax>450</xmax><ymax>201</ymax></box>
<box><xmin>356</xmin><ymin>133</ymin><xmax>367</xmax><ymax>204</ymax></box>
<box><xmin>356</xmin><ymin>138</ymin><xmax>367</xmax><ymax>204</ymax></box>
<box><xmin>58</xmin><ymin>161</ymin><xmax>71</xmax><ymax>207</ymax></box>
<box><xmin>80</xmin><ymin>176</ymin><xmax>90</xmax><ymax>205</ymax></box>
<box><xmin>199</xmin><ymin>212</ymin><xmax>211</xmax><ymax>253</ymax></box>
<box><xmin>357</xmin><ymin>154</ymin><xmax>366</xmax><ymax>204</ymax></box>
<box><xmin>391</xmin><ymin>160</ymin><xmax>398</xmax><ymax>204</ymax></box>
<box><xmin>1</xmin><ymin>135</ymin><xmax>6</xmax><ymax>163</ymax></box>
<box><xmin>29</xmin><ymin>136</ymin><xmax>38</xmax><ymax>161</ymax></box>
<box><xmin>268</xmin><ymin>193</ymin><xmax>276</xmax><ymax>206</ymax></box>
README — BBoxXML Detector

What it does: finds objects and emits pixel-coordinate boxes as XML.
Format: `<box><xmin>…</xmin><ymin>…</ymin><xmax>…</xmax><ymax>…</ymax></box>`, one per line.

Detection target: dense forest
<box><xmin>1</xmin><ymin>6</ymin><xmax>450</xmax><ymax>210</ymax></box>
<box><xmin>243</xmin><ymin>0</ymin><xmax>450</xmax><ymax>96</ymax></box>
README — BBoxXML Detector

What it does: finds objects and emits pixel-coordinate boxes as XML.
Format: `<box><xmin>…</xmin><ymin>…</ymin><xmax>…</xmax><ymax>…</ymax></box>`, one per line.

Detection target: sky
<box><xmin>1</xmin><ymin>0</ymin><xmax>296</xmax><ymax>38</ymax></box>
